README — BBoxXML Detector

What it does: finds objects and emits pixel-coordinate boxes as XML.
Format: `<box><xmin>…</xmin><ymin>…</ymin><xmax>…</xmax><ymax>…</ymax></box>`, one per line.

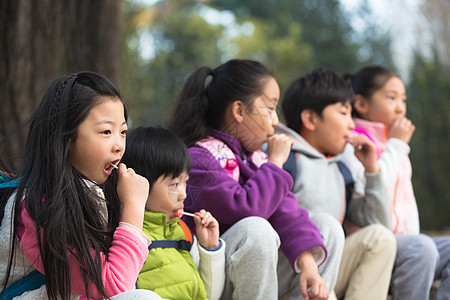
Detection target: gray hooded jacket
<box><xmin>276</xmin><ymin>124</ymin><xmax>390</xmax><ymax>228</ymax></box>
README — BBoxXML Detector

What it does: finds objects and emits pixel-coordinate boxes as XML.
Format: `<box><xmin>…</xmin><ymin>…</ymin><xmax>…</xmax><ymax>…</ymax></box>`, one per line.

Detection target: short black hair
<box><xmin>282</xmin><ymin>67</ymin><xmax>354</xmax><ymax>133</ymax></box>
<box><xmin>121</xmin><ymin>126</ymin><xmax>191</xmax><ymax>188</ymax></box>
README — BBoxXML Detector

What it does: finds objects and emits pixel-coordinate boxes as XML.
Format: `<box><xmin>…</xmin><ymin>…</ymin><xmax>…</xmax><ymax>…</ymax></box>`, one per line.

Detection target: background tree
<box><xmin>122</xmin><ymin>0</ymin><xmax>225</xmax><ymax>126</ymax></box>
<box><xmin>121</xmin><ymin>0</ymin><xmax>393</xmax><ymax>124</ymax></box>
<box><xmin>0</xmin><ymin>0</ymin><xmax>121</xmax><ymax>170</ymax></box>
<box><xmin>406</xmin><ymin>0</ymin><xmax>449</xmax><ymax>231</ymax></box>
<box><xmin>408</xmin><ymin>51</ymin><xmax>450</xmax><ymax>231</ymax></box>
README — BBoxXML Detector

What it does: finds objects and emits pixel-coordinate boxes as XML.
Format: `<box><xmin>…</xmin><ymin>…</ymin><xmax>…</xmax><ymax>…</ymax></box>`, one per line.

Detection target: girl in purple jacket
<box><xmin>168</xmin><ymin>59</ymin><xmax>331</xmax><ymax>300</ymax></box>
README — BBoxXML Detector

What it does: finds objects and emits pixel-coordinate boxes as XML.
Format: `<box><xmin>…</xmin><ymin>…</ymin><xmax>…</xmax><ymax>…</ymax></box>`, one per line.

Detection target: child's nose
<box><xmin>179</xmin><ymin>188</ymin><xmax>187</xmax><ymax>202</ymax></box>
<box><xmin>396</xmin><ymin>100</ymin><xmax>406</xmax><ymax>114</ymax></box>
<box><xmin>348</xmin><ymin>116</ymin><xmax>355</xmax><ymax>130</ymax></box>
<box><xmin>272</xmin><ymin>112</ymin><xmax>279</xmax><ymax>127</ymax></box>
<box><xmin>112</xmin><ymin>137</ymin><xmax>125</xmax><ymax>153</ymax></box>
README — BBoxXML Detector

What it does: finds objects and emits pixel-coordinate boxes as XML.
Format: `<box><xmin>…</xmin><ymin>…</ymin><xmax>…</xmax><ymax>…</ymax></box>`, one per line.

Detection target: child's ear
<box><xmin>354</xmin><ymin>94</ymin><xmax>369</xmax><ymax>115</ymax></box>
<box><xmin>231</xmin><ymin>100</ymin><xmax>245</xmax><ymax>123</ymax></box>
<box><xmin>68</xmin><ymin>136</ymin><xmax>75</xmax><ymax>151</ymax></box>
<box><xmin>300</xmin><ymin>109</ymin><xmax>317</xmax><ymax>131</ymax></box>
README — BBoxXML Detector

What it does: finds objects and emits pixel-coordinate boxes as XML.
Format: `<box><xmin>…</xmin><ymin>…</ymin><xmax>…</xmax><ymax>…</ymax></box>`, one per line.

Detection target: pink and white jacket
<box><xmin>351</xmin><ymin>118</ymin><xmax>420</xmax><ymax>235</ymax></box>
<box><xmin>16</xmin><ymin>184</ymin><xmax>151</xmax><ymax>300</ymax></box>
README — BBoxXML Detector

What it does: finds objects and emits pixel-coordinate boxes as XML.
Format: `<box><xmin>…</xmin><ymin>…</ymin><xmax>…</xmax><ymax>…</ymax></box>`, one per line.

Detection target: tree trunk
<box><xmin>0</xmin><ymin>0</ymin><xmax>121</xmax><ymax>171</ymax></box>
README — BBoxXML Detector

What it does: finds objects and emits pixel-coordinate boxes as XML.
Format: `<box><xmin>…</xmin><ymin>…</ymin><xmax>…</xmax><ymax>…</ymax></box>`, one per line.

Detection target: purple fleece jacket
<box><xmin>184</xmin><ymin>129</ymin><xmax>327</xmax><ymax>269</ymax></box>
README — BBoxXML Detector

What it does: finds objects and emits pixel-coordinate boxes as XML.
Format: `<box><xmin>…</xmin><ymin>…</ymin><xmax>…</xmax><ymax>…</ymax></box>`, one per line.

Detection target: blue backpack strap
<box><xmin>336</xmin><ymin>161</ymin><xmax>355</xmax><ymax>210</ymax></box>
<box><xmin>148</xmin><ymin>240</ymin><xmax>192</xmax><ymax>251</ymax></box>
<box><xmin>0</xmin><ymin>174</ymin><xmax>20</xmax><ymax>189</ymax></box>
<box><xmin>148</xmin><ymin>221</ymin><xmax>193</xmax><ymax>252</ymax></box>
<box><xmin>0</xmin><ymin>173</ymin><xmax>9</xmax><ymax>184</ymax></box>
<box><xmin>282</xmin><ymin>150</ymin><xmax>297</xmax><ymax>180</ymax></box>
<box><xmin>0</xmin><ymin>270</ymin><xmax>45</xmax><ymax>300</ymax></box>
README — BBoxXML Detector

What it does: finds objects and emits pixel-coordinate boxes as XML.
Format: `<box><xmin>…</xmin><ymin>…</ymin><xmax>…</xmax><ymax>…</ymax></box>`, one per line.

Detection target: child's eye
<box><xmin>340</xmin><ymin>108</ymin><xmax>349</xmax><ymax>115</ymax></box>
<box><xmin>171</xmin><ymin>183</ymin><xmax>179</xmax><ymax>188</ymax></box>
<box><xmin>101</xmin><ymin>130</ymin><xmax>111</xmax><ymax>135</ymax></box>
<box><xmin>121</xmin><ymin>129</ymin><xmax>128</xmax><ymax>135</ymax></box>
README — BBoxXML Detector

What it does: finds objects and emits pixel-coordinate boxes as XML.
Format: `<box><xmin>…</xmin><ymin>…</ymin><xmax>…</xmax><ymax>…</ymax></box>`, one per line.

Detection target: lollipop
<box><xmin>176</xmin><ymin>209</ymin><xmax>195</xmax><ymax>218</ymax></box>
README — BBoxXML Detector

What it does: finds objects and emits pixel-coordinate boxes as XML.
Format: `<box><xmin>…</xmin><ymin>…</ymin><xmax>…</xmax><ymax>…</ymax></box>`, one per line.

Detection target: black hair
<box><xmin>343</xmin><ymin>65</ymin><xmax>398</xmax><ymax>118</ymax></box>
<box><xmin>282</xmin><ymin>67</ymin><xmax>354</xmax><ymax>133</ymax></box>
<box><xmin>121</xmin><ymin>126</ymin><xmax>191</xmax><ymax>188</ymax></box>
<box><xmin>1</xmin><ymin>72</ymin><xmax>125</xmax><ymax>299</ymax></box>
<box><xmin>168</xmin><ymin>59</ymin><xmax>274</xmax><ymax>147</ymax></box>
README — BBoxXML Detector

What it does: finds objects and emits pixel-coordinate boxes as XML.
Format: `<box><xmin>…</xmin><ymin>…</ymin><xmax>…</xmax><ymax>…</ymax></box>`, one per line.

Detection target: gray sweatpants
<box><xmin>220</xmin><ymin>214</ymin><xmax>343</xmax><ymax>300</ymax></box>
<box><xmin>277</xmin><ymin>213</ymin><xmax>345</xmax><ymax>300</ymax></box>
<box><xmin>110</xmin><ymin>289</ymin><xmax>163</xmax><ymax>299</ymax></box>
<box><xmin>390</xmin><ymin>234</ymin><xmax>450</xmax><ymax>300</ymax></box>
<box><xmin>220</xmin><ymin>216</ymin><xmax>281</xmax><ymax>300</ymax></box>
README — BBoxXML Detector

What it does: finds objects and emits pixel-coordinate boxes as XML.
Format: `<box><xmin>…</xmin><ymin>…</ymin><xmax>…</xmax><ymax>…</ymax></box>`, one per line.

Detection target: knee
<box><xmin>311</xmin><ymin>213</ymin><xmax>345</xmax><ymax>249</ymax></box>
<box><xmin>364</xmin><ymin>224</ymin><xmax>397</xmax><ymax>253</ymax></box>
<box><xmin>401</xmin><ymin>234</ymin><xmax>439</xmax><ymax>266</ymax></box>
<box><xmin>235</xmin><ymin>216</ymin><xmax>280</xmax><ymax>252</ymax></box>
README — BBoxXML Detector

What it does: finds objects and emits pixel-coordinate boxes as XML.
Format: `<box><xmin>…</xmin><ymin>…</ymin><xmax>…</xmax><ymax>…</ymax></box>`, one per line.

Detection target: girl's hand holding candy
<box><xmin>116</xmin><ymin>163</ymin><xmax>149</xmax><ymax>229</ymax></box>
<box><xmin>388</xmin><ymin>117</ymin><xmax>415</xmax><ymax>144</ymax></box>
<box><xmin>267</xmin><ymin>134</ymin><xmax>293</xmax><ymax>168</ymax></box>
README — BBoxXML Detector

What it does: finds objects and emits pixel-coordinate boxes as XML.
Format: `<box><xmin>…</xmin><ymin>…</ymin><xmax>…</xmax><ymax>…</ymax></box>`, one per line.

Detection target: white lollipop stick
<box><xmin>182</xmin><ymin>211</ymin><xmax>196</xmax><ymax>217</ymax></box>
<box><xmin>111</xmin><ymin>163</ymin><xmax>118</xmax><ymax>169</ymax></box>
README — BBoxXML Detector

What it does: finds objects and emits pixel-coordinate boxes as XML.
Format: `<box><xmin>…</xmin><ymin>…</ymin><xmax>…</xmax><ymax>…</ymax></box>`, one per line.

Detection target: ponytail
<box><xmin>168</xmin><ymin>67</ymin><xmax>212</xmax><ymax>147</ymax></box>
<box><xmin>169</xmin><ymin>59</ymin><xmax>273</xmax><ymax>147</ymax></box>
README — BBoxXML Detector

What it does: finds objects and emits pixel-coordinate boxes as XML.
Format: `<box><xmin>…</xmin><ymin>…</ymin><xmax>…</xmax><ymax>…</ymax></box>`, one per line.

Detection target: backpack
<box><xmin>195</xmin><ymin>136</ymin><xmax>267</xmax><ymax>182</ymax></box>
<box><xmin>0</xmin><ymin>173</ymin><xmax>46</xmax><ymax>300</ymax></box>
<box><xmin>283</xmin><ymin>150</ymin><xmax>359</xmax><ymax>235</ymax></box>
<box><xmin>283</xmin><ymin>150</ymin><xmax>355</xmax><ymax>217</ymax></box>
<box><xmin>0</xmin><ymin>173</ymin><xmax>19</xmax><ymax>227</ymax></box>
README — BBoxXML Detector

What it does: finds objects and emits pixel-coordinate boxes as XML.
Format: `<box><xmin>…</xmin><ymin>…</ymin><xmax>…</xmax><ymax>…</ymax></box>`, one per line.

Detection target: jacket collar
<box><xmin>275</xmin><ymin>123</ymin><xmax>340</xmax><ymax>162</ymax></box>
<box><xmin>209</xmin><ymin>129</ymin><xmax>246</xmax><ymax>157</ymax></box>
<box><xmin>354</xmin><ymin>118</ymin><xmax>388</xmax><ymax>156</ymax></box>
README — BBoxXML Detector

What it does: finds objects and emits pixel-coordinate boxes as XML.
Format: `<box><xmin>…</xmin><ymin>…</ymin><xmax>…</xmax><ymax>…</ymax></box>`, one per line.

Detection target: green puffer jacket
<box><xmin>137</xmin><ymin>211</ymin><xmax>208</xmax><ymax>300</ymax></box>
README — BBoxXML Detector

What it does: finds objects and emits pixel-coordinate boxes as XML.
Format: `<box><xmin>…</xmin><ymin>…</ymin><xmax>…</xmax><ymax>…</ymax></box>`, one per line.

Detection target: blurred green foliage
<box><xmin>120</xmin><ymin>0</ymin><xmax>449</xmax><ymax>231</ymax></box>
<box><xmin>408</xmin><ymin>49</ymin><xmax>450</xmax><ymax>231</ymax></box>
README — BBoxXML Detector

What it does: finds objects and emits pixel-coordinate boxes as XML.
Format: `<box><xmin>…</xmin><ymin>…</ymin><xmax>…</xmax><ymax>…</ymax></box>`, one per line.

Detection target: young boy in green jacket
<box><xmin>121</xmin><ymin>126</ymin><xmax>225</xmax><ymax>300</ymax></box>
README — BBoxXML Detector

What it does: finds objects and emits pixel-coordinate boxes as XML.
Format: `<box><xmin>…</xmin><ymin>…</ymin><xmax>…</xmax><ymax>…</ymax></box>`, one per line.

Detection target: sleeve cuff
<box><xmin>201</xmin><ymin>239</ymin><xmax>223</xmax><ymax>252</ymax></box>
<box><xmin>119</xmin><ymin>222</ymin><xmax>151</xmax><ymax>247</ymax></box>
<box><xmin>364</xmin><ymin>171</ymin><xmax>383</xmax><ymax>189</ymax></box>
<box><xmin>293</xmin><ymin>246</ymin><xmax>326</xmax><ymax>273</ymax></box>
<box><xmin>388</xmin><ymin>138</ymin><xmax>410</xmax><ymax>155</ymax></box>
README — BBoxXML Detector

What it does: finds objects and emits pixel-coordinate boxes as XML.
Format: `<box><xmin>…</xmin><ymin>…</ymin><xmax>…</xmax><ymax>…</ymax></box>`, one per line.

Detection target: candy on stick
<box><xmin>176</xmin><ymin>208</ymin><xmax>195</xmax><ymax>218</ymax></box>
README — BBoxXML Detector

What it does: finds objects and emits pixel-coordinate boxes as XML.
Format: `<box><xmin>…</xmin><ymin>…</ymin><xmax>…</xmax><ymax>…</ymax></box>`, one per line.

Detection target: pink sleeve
<box><xmin>18</xmin><ymin>202</ymin><xmax>149</xmax><ymax>299</ymax></box>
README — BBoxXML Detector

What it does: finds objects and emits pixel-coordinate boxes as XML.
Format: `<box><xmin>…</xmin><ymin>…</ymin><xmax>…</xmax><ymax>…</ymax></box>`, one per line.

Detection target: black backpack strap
<box><xmin>283</xmin><ymin>150</ymin><xmax>297</xmax><ymax>180</ymax></box>
<box><xmin>148</xmin><ymin>240</ymin><xmax>192</xmax><ymax>251</ymax></box>
<box><xmin>336</xmin><ymin>161</ymin><xmax>355</xmax><ymax>211</ymax></box>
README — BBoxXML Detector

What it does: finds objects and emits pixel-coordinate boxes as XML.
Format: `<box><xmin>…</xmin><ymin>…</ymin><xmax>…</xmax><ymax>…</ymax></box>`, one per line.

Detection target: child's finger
<box><xmin>117</xmin><ymin>163</ymin><xmax>127</xmax><ymax>175</ymax></box>
<box><xmin>127</xmin><ymin>167</ymin><xmax>136</xmax><ymax>175</ymax></box>
<box><xmin>300</xmin><ymin>278</ymin><xmax>309</xmax><ymax>300</ymax></box>
<box><xmin>201</xmin><ymin>211</ymin><xmax>212</xmax><ymax>225</ymax></box>
<box><xmin>309</xmin><ymin>282</ymin><xmax>319</xmax><ymax>297</ymax></box>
